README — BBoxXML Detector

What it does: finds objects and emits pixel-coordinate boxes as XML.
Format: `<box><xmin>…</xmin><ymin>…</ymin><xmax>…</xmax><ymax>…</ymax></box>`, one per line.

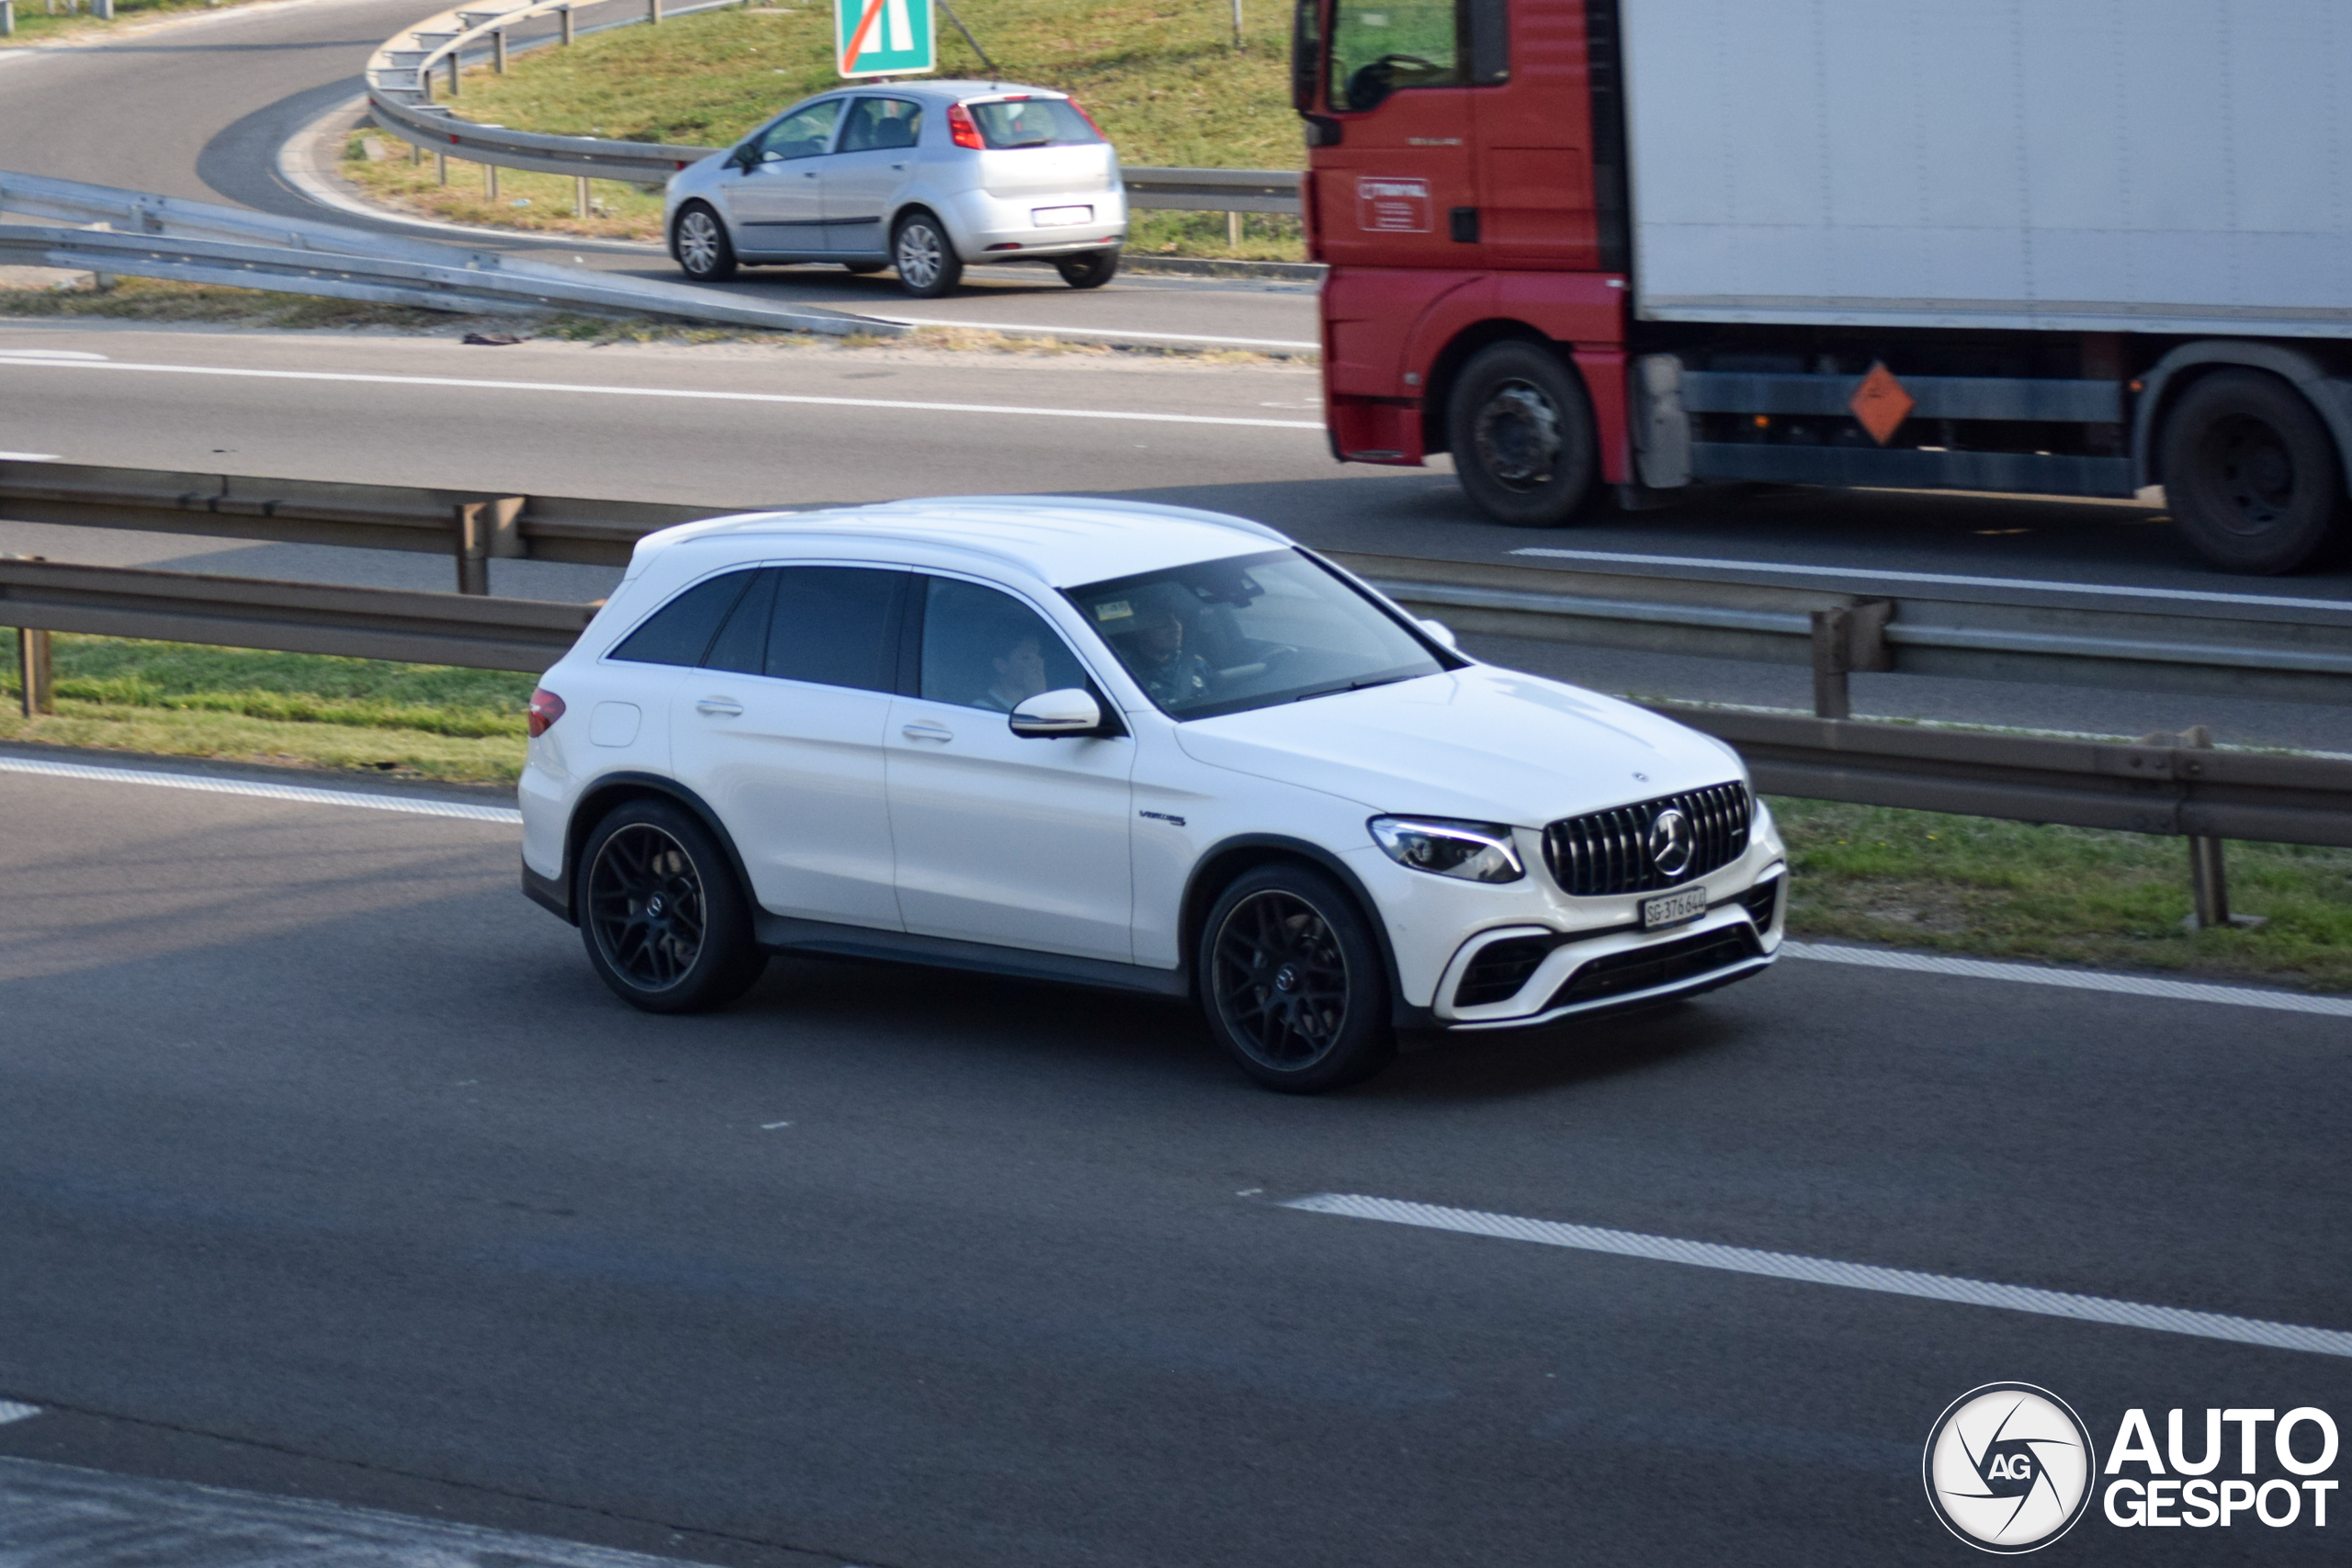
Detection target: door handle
<box><xmin>901</xmin><ymin>722</ymin><xmax>955</xmax><ymax>742</ymax></box>
<box><xmin>696</xmin><ymin>697</ymin><xmax>744</xmax><ymax>716</ymax></box>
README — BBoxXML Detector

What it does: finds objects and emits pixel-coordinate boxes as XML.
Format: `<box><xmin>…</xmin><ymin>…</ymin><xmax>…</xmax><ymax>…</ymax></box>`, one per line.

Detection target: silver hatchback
<box><xmin>663</xmin><ymin>80</ymin><xmax>1127</xmax><ymax>298</ymax></box>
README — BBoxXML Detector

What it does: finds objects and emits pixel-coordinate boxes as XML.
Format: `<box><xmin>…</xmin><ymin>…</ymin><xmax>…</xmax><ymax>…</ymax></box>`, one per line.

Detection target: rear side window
<box><xmin>765</xmin><ymin>567</ymin><xmax>906</xmax><ymax>692</ymax></box>
<box><xmin>701</xmin><ymin>568</ymin><xmax>777</xmax><ymax>674</ymax></box>
<box><xmin>609</xmin><ymin>570</ymin><xmax>757</xmax><ymax>666</ymax></box>
<box><xmin>840</xmin><ymin>96</ymin><xmax>923</xmax><ymax>152</ymax></box>
<box><xmin>967</xmin><ymin>97</ymin><xmax>1102</xmax><ymax>150</ymax></box>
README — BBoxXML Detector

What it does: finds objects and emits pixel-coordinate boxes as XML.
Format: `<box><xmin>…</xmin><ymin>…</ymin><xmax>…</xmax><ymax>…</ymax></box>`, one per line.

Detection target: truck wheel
<box><xmin>2161</xmin><ymin>370</ymin><xmax>2348</xmax><ymax>574</ymax></box>
<box><xmin>1446</xmin><ymin>340</ymin><xmax>1599</xmax><ymax>527</ymax></box>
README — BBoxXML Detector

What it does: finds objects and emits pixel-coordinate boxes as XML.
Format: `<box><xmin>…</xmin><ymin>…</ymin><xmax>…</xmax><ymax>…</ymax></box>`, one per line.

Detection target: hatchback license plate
<box><xmin>1641</xmin><ymin>886</ymin><xmax>1708</xmax><ymax>931</ymax></box>
<box><xmin>1033</xmin><ymin>206</ymin><xmax>1093</xmax><ymax>227</ymax></box>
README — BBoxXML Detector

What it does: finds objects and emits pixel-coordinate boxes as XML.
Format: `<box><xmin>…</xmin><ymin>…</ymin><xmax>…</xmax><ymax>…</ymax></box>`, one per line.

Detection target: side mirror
<box><xmin>1009</xmin><ymin>687</ymin><xmax>1104</xmax><ymax>738</ymax></box>
<box><xmin>1417</xmin><ymin>616</ymin><xmax>1460</xmax><ymax>649</ymax></box>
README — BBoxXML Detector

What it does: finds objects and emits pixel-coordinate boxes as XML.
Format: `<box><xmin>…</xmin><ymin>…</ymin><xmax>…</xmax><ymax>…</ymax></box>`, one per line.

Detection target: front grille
<box><xmin>1453</xmin><ymin>935</ymin><xmax>1561</xmax><ymax>1009</ymax></box>
<box><xmin>1544</xmin><ymin>926</ymin><xmax>1763</xmax><ymax>1010</ymax></box>
<box><xmin>1740</xmin><ymin>874</ymin><xmax>1782</xmax><ymax>931</ymax></box>
<box><xmin>1544</xmin><ymin>782</ymin><xmax>1751</xmax><ymax>897</ymax></box>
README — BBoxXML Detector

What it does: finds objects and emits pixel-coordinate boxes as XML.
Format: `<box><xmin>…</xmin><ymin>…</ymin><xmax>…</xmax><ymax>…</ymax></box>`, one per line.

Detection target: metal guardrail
<box><xmin>0</xmin><ymin>170</ymin><xmax>905</xmax><ymax>335</ymax></box>
<box><xmin>360</xmin><ymin>0</ymin><xmax>1304</xmax><ymax>213</ymax></box>
<box><xmin>3</xmin><ymin>463</ymin><xmax>2346</xmax><ymax>707</ymax></box>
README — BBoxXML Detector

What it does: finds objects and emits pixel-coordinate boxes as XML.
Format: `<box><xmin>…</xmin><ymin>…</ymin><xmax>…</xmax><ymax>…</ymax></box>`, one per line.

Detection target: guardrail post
<box><xmin>559</xmin><ymin>2</ymin><xmax>572</xmax><ymax>43</ymax></box>
<box><xmin>647</xmin><ymin>0</ymin><xmax>661</xmax><ymax>22</ymax></box>
<box><xmin>447</xmin><ymin>51</ymin><xmax>460</xmax><ymax>95</ymax></box>
<box><xmin>575</xmin><ymin>175</ymin><xmax>592</xmax><ymax>219</ymax></box>
<box><xmin>437</xmin><ymin>151</ymin><xmax>449</xmax><ymax>184</ymax></box>
<box><xmin>485</xmin><ymin>162</ymin><xmax>499</xmax><ymax>200</ymax></box>
<box><xmin>14</xmin><ymin>627</ymin><xmax>53</xmax><ymax>718</ymax></box>
<box><xmin>2153</xmin><ymin>725</ymin><xmax>2267</xmax><ymax>932</ymax></box>
<box><xmin>92</xmin><ymin>0</ymin><xmax>109</xmax><ymax>17</ymax></box>
<box><xmin>454</xmin><ymin>498</ymin><xmax>526</xmax><ymax>594</ymax></box>
<box><xmin>0</xmin><ymin>5</ymin><xmax>16</xmax><ymax>40</ymax></box>
<box><xmin>1227</xmin><ymin>211</ymin><xmax>1242</xmax><ymax>249</ymax></box>
<box><xmin>1809</xmin><ymin>599</ymin><xmax>1893</xmax><ymax>719</ymax></box>
<box><xmin>492</xmin><ymin>27</ymin><xmax>506</xmax><ymax>71</ymax></box>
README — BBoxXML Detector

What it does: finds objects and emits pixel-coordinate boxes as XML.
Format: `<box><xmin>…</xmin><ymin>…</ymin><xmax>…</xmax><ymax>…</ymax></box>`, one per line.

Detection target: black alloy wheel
<box><xmin>1446</xmin><ymin>338</ymin><xmax>1600</xmax><ymax>527</ymax></box>
<box><xmin>892</xmin><ymin>211</ymin><xmax>964</xmax><ymax>298</ymax></box>
<box><xmin>2161</xmin><ymin>368</ymin><xmax>2348</xmax><ymax>573</ymax></box>
<box><xmin>1199</xmin><ymin>864</ymin><xmax>1394</xmax><ymax>1092</ymax></box>
<box><xmin>576</xmin><ymin>799</ymin><xmax>764</xmax><ymax>1013</ymax></box>
<box><xmin>1055</xmin><ymin>250</ymin><xmax>1120</xmax><ymax>288</ymax></box>
<box><xmin>672</xmin><ymin>202</ymin><xmax>738</xmax><ymax>283</ymax></box>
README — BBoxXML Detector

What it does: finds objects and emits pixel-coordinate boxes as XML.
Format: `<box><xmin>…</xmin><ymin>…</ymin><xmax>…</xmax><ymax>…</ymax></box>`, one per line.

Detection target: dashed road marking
<box><xmin>1283</xmin><ymin>1193</ymin><xmax>2352</xmax><ymax>1358</ymax></box>
<box><xmin>0</xmin><ymin>1401</ymin><xmax>40</xmax><ymax>1426</ymax></box>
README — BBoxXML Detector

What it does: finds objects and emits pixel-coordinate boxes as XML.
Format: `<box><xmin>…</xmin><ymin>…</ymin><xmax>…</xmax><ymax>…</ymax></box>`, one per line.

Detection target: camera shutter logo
<box><xmin>1924</xmin><ymin>1383</ymin><xmax>2097</xmax><ymax>1553</ymax></box>
<box><xmin>1648</xmin><ymin>807</ymin><xmax>1694</xmax><ymax>878</ymax></box>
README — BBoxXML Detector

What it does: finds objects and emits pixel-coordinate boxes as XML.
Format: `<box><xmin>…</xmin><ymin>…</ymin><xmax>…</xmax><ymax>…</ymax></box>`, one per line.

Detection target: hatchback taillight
<box><xmin>947</xmin><ymin>102</ymin><xmax>984</xmax><ymax>150</ymax></box>
<box><xmin>527</xmin><ymin>688</ymin><xmax>565</xmax><ymax>738</ymax></box>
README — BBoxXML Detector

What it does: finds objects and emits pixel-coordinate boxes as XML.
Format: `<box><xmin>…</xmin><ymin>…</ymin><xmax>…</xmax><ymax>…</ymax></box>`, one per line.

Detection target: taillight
<box><xmin>947</xmin><ymin>103</ymin><xmax>984</xmax><ymax>150</ymax></box>
<box><xmin>1065</xmin><ymin>96</ymin><xmax>1106</xmax><ymax>139</ymax></box>
<box><xmin>527</xmin><ymin>688</ymin><xmax>565</xmax><ymax>739</ymax></box>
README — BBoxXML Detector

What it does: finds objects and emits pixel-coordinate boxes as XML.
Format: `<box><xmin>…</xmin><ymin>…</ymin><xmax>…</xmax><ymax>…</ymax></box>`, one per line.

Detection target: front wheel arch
<box><xmin>1179</xmin><ymin>835</ymin><xmax>1421</xmax><ymax>1026</ymax></box>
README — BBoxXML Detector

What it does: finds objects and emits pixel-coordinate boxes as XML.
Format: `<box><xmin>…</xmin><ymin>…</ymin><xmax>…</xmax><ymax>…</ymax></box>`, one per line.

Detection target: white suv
<box><xmin>518</xmin><ymin>498</ymin><xmax>1785</xmax><ymax>1091</ymax></box>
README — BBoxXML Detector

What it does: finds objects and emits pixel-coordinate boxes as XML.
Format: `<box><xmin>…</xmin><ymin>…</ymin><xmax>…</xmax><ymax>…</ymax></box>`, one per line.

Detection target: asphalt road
<box><xmin>0</xmin><ymin>0</ymin><xmax>1322</xmax><ymax>348</ymax></box>
<box><xmin>0</xmin><ymin>759</ymin><xmax>2346</xmax><ymax>1567</ymax></box>
<box><xmin>3</xmin><ymin>321</ymin><xmax>2346</xmax><ymax>750</ymax></box>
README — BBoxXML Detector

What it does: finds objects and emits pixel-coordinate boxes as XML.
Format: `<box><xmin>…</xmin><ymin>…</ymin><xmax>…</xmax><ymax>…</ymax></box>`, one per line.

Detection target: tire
<box><xmin>891</xmin><ymin>211</ymin><xmax>964</xmax><ymax>298</ymax></box>
<box><xmin>842</xmin><ymin>261</ymin><xmax>888</xmax><ymax>275</ymax></box>
<box><xmin>1055</xmin><ymin>250</ymin><xmax>1119</xmax><ymax>288</ymax></box>
<box><xmin>1445</xmin><ymin>339</ymin><xmax>1600</xmax><ymax>528</ymax></box>
<box><xmin>672</xmin><ymin>202</ymin><xmax>738</xmax><ymax>283</ymax></box>
<box><xmin>575</xmin><ymin>798</ymin><xmax>765</xmax><ymax>1014</ymax></box>
<box><xmin>2160</xmin><ymin>369</ymin><xmax>2348</xmax><ymax>574</ymax></box>
<box><xmin>1197</xmin><ymin>863</ymin><xmax>1395</xmax><ymax>1093</ymax></box>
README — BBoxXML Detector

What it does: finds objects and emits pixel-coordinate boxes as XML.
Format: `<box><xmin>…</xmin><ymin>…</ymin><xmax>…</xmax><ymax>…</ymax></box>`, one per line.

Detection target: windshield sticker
<box><xmin>1095</xmin><ymin>600</ymin><xmax>1134</xmax><ymax>621</ymax></box>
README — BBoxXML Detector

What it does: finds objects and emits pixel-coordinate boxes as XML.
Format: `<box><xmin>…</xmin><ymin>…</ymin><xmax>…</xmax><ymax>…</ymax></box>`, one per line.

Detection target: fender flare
<box><xmin>547</xmin><ymin>771</ymin><xmax>757</xmax><ymax>927</ymax></box>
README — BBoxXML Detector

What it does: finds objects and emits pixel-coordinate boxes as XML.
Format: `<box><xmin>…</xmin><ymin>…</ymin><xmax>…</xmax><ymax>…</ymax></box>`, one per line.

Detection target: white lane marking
<box><xmin>0</xmin><ymin>349</ymin><xmax>108</xmax><ymax>361</ymax></box>
<box><xmin>0</xmin><ymin>755</ymin><xmax>521</xmax><ymax>824</ymax></box>
<box><xmin>1783</xmin><ymin>941</ymin><xmax>2352</xmax><ymax>1018</ymax></box>
<box><xmin>0</xmin><ymin>355</ymin><xmax>1324</xmax><ymax>431</ymax></box>
<box><xmin>1510</xmin><ymin>547</ymin><xmax>2352</xmax><ymax>615</ymax></box>
<box><xmin>762</xmin><ymin>1121</ymin><xmax>792</xmax><ymax>1129</ymax></box>
<box><xmin>0</xmin><ymin>452</ymin><xmax>61</xmax><ymax>461</ymax></box>
<box><xmin>0</xmin><ymin>1401</ymin><xmax>40</xmax><ymax>1426</ymax></box>
<box><xmin>867</xmin><ymin>315</ymin><xmax>1322</xmax><ymax>350</ymax></box>
<box><xmin>1283</xmin><ymin>1194</ymin><xmax>2352</xmax><ymax>1359</ymax></box>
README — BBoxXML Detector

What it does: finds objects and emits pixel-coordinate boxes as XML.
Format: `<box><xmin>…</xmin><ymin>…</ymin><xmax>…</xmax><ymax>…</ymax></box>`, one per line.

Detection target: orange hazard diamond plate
<box><xmin>1849</xmin><ymin>362</ymin><xmax>1916</xmax><ymax>446</ymax></box>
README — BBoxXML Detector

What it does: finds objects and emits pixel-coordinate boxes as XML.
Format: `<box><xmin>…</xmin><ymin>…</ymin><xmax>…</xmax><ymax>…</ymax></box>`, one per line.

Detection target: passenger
<box><xmin>982</xmin><ymin>631</ymin><xmax>1051</xmax><ymax>712</ymax></box>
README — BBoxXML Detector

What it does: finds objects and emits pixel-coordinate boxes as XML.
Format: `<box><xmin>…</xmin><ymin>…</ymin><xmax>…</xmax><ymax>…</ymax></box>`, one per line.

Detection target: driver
<box><xmin>1125</xmin><ymin>602</ymin><xmax>1211</xmax><ymax>707</ymax></box>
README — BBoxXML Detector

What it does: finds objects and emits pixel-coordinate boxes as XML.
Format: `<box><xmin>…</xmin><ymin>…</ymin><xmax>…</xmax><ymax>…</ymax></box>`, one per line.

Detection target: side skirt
<box><xmin>752</xmin><ymin>913</ymin><xmax>1193</xmax><ymax>999</ymax></box>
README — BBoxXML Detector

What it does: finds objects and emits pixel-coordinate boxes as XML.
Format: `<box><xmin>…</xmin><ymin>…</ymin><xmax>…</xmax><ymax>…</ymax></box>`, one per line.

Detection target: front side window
<box><xmin>757</xmin><ymin>100</ymin><xmax>842</xmax><ymax>161</ymax></box>
<box><xmin>1068</xmin><ymin>549</ymin><xmax>1448</xmax><ymax>719</ymax></box>
<box><xmin>1328</xmin><ymin>0</ymin><xmax>1462</xmax><ymax>110</ymax></box>
<box><xmin>967</xmin><ymin>97</ymin><xmax>1102</xmax><ymax>150</ymax></box>
<box><xmin>919</xmin><ymin>578</ymin><xmax>1091</xmax><ymax>713</ymax></box>
<box><xmin>840</xmin><ymin>96</ymin><xmax>923</xmax><ymax>152</ymax></box>
<box><xmin>608</xmin><ymin>570</ymin><xmax>759</xmax><ymax>666</ymax></box>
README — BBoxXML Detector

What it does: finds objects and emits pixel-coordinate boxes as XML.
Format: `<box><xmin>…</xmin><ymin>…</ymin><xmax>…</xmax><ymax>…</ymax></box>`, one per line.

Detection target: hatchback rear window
<box><xmin>967</xmin><ymin>97</ymin><xmax>1102</xmax><ymax>150</ymax></box>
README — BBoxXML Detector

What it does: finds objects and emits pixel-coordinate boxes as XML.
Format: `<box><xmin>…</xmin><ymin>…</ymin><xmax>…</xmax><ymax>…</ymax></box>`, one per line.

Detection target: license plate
<box><xmin>1033</xmin><ymin>206</ymin><xmax>1093</xmax><ymax>227</ymax></box>
<box><xmin>1640</xmin><ymin>886</ymin><xmax>1708</xmax><ymax>931</ymax></box>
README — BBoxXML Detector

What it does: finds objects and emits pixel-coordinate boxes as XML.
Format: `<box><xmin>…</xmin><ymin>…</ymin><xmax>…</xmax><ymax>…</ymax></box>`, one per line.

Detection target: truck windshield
<box><xmin>1067</xmin><ymin>549</ymin><xmax>1449</xmax><ymax>720</ymax></box>
<box><xmin>1328</xmin><ymin>0</ymin><xmax>1463</xmax><ymax>111</ymax></box>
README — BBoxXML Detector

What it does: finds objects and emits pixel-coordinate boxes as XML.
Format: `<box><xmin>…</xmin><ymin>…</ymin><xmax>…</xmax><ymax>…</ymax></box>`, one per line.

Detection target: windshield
<box><xmin>1066</xmin><ymin>549</ymin><xmax>1449</xmax><ymax>719</ymax></box>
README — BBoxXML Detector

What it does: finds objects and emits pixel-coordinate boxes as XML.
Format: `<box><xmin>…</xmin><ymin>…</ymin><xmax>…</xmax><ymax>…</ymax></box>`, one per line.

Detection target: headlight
<box><xmin>1368</xmin><ymin>816</ymin><xmax>1524</xmax><ymax>884</ymax></box>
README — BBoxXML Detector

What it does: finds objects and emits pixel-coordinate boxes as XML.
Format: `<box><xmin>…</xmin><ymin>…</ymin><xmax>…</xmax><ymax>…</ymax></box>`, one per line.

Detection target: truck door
<box><xmin>1308</xmin><ymin>0</ymin><xmax>1503</xmax><ymax>269</ymax></box>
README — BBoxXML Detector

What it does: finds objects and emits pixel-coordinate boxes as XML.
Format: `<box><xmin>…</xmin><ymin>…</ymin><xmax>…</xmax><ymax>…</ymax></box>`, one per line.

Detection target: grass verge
<box><xmin>341</xmin><ymin>0</ymin><xmax>1308</xmax><ymax>260</ymax></box>
<box><xmin>5</xmin><ymin>635</ymin><xmax>2345</xmax><ymax>989</ymax></box>
<box><xmin>0</xmin><ymin>0</ymin><xmax>268</xmax><ymax>49</ymax></box>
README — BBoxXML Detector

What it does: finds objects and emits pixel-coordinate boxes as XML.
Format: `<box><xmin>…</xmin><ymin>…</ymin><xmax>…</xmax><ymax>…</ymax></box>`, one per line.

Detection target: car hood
<box><xmin>1172</xmin><ymin>666</ymin><xmax>1746</xmax><ymax>827</ymax></box>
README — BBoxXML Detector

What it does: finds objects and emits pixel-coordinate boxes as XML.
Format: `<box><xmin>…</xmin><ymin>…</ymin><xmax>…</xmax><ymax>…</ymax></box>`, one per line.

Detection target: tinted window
<box><xmin>919</xmin><ymin>578</ymin><xmax>1091</xmax><ymax>713</ymax></box>
<box><xmin>840</xmin><ymin>96</ymin><xmax>922</xmax><ymax>152</ymax></box>
<box><xmin>1068</xmin><ymin>549</ymin><xmax>1446</xmax><ymax>718</ymax></box>
<box><xmin>609</xmin><ymin>570</ymin><xmax>756</xmax><ymax>666</ymax></box>
<box><xmin>968</xmin><ymin>97</ymin><xmax>1102</xmax><ymax>149</ymax></box>
<box><xmin>702</xmin><ymin>568</ymin><xmax>776</xmax><ymax>674</ymax></box>
<box><xmin>766</xmin><ymin>567</ymin><xmax>904</xmax><ymax>692</ymax></box>
<box><xmin>757</xmin><ymin>100</ymin><xmax>841</xmax><ymax>161</ymax></box>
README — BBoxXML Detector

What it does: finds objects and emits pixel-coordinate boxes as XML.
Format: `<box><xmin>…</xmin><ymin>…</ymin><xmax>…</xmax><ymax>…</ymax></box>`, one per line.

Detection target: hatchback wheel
<box><xmin>673</xmin><ymin>202</ymin><xmax>738</xmax><ymax>283</ymax></box>
<box><xmin>892</xmin><ymin>211</ymin><xmax>964</xmax><ymax>298</ymax></box>
<box><xmin>577</xmin><ymin>798</ymin><xmax>764</xmax><ymax>1013</ymax></box>
<box><xmin>1199</xmin><ymin>864</ymin><xmax>1395</xmax><ymax>1092</ymax></box>
<box><xmin>1056</xmin><ymin>250</ymin><xmax>1119</xmax><ymax>288</ymax></box>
